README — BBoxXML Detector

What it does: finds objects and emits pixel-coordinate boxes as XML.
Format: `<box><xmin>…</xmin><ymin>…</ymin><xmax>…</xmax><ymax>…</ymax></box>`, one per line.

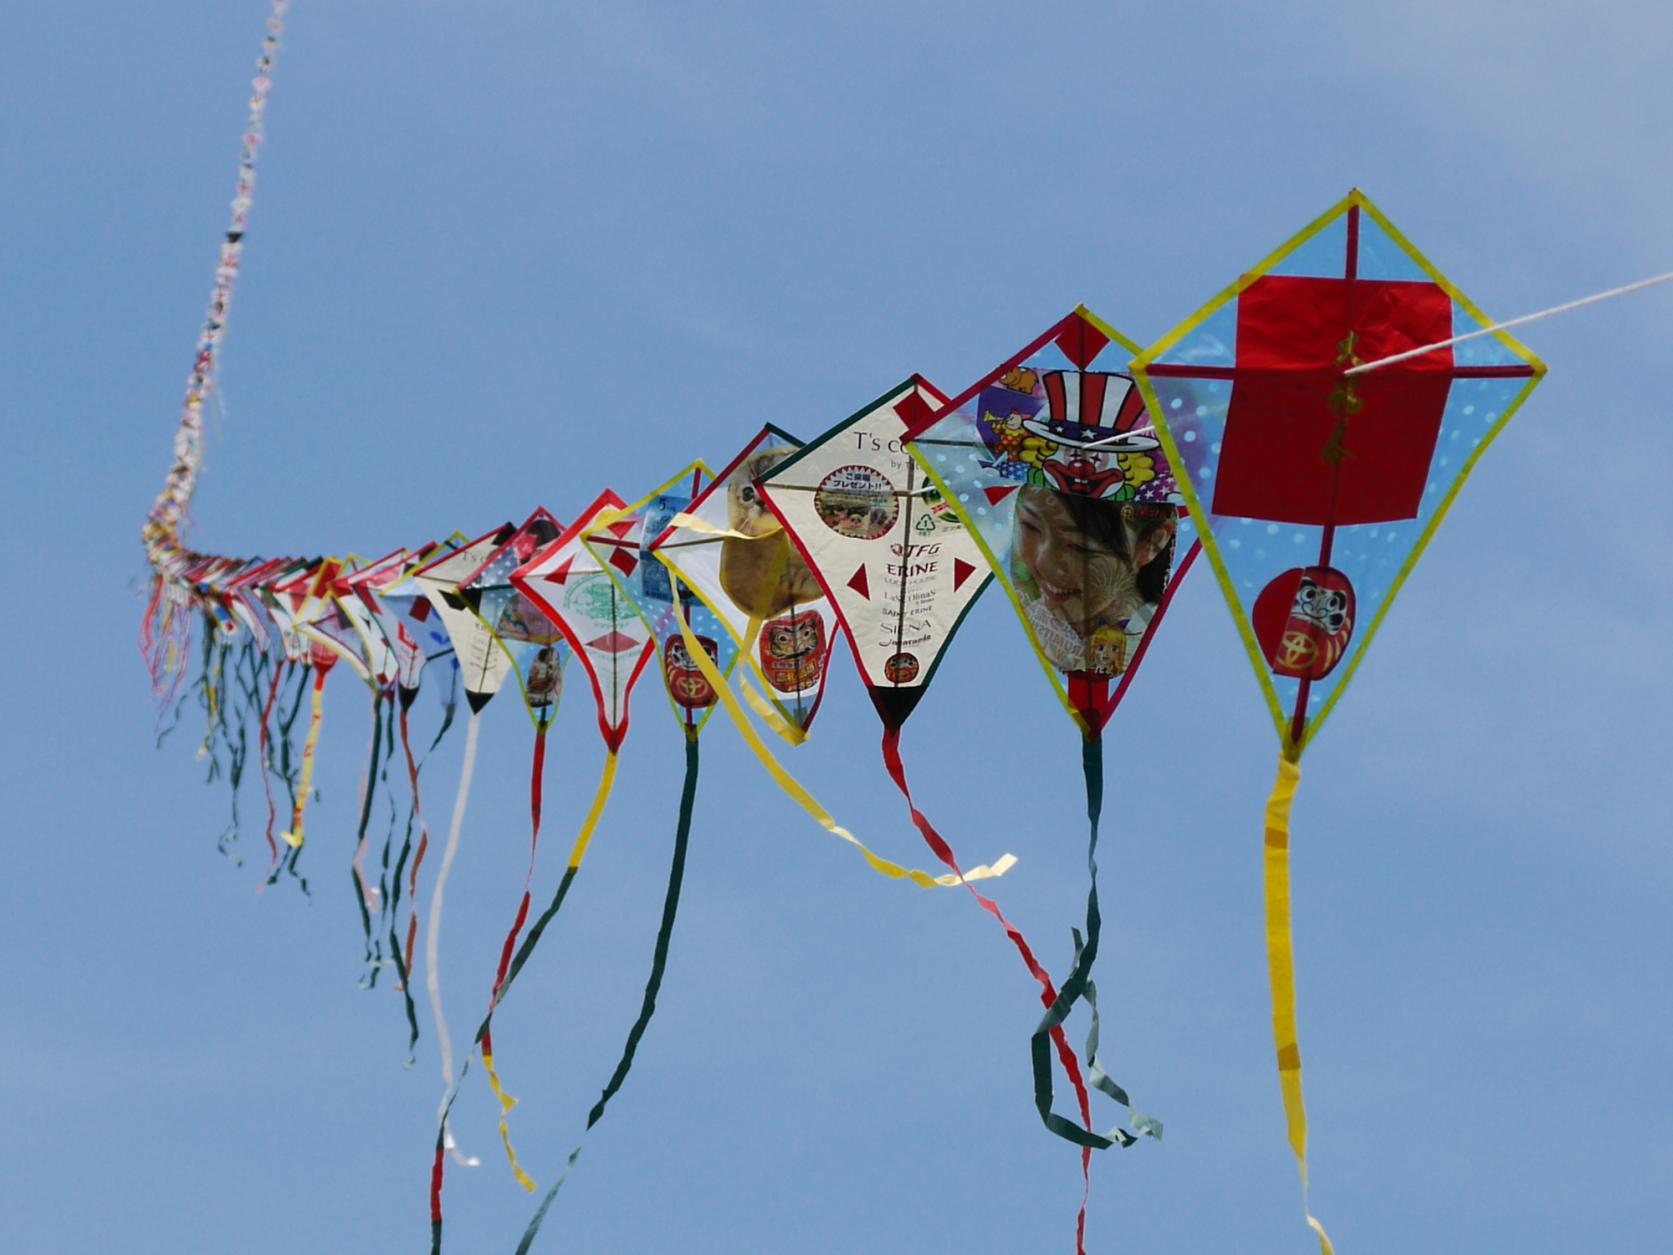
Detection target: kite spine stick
<box><xmin>428</xmin><ymin>708</ymin><xmax>482</xmax><ymax>1170</ymax></box>
<box><xmin>512</xmin><ymin>731</ymin><xmax>701</xmax><ymax>1254</ymax></box>
<box><xmin>1346</xmin><ymin>269</ymin><xmax>1673</xmax><ymax>376</ymax></box>
<box><xmin>1263</xmin><ymin>754</ymin><xmax>1336</xmax><ymax>1255</ymax></box>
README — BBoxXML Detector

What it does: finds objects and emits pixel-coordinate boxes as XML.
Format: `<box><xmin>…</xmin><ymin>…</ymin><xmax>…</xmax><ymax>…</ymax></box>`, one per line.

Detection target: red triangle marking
<box><xmin>607</xmin><ymin>519</ymin><xmax>635</xmax><ymax>538</ymax></box>
<box><xmin>846</xmin><ymin>564</ymin><xmax>870</xmax><ymax>600</ymax></box>
<box><xmin>541</xmin><ymin>556</ymin><xmax>575</xmax><ymax>585</ymax></box>
<box><xmin>586</xmin><ymin>629</ymin><xmax>641</xmax><ymax>654</ymax></box>
<box><xmin>953</xmin><ymin>558</ymin><xmax>977</xmax><ymax>591</ymax></box>
<box><xmin>984</xmin><ymin>485</ymin><xmax>1018</xmax><ymax>506</ymax></box>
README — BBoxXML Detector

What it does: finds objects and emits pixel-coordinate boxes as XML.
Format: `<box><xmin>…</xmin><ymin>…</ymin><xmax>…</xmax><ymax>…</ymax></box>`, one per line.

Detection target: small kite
<box><xmin>1129</xmin><ymin>189</ymin><xmax>1546</xmax><ymax>1252</ymax></box>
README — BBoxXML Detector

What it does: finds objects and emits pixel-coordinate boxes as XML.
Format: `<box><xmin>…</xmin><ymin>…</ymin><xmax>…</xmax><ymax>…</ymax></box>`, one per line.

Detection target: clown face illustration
<box><xmin>1039</xmin><ymin>447</ymin><xmax>1132</xmax><ymax>499</ymax></box>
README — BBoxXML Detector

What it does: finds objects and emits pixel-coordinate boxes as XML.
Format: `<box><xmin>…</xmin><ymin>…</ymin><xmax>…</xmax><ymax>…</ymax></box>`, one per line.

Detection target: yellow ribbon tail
<box><xmin>482</xmin><ymin>747</ymin><xmax>621</xmax><ymax>1194</ymax></box>
<box><xmin>670</xmin><ymin>590</ymin><xmax>1013</xmax><ymax>889</ymax></box>
<box><xmin>482</xmin><ymin>1052</ymin><xmax>536</xmax><ymax>1193</ymax></box>
<box><xmin>283</xmin><ymin>671</ymin><xmax>327</xmax><ymax>849</ymax></box>
<box><xmin>565</xmin><ymin>749</ymin><xmax>620</xmax><ymax>871</ymax></box>
<box><xmin>1263</xmin><ymin>752</ymin><xmax>1335</xmax><ymax>1255</ymax></box>
<box><xmin>738</xmin><ymin>671</ymin><xmax>809</xmax><ymax>747</ymax></box>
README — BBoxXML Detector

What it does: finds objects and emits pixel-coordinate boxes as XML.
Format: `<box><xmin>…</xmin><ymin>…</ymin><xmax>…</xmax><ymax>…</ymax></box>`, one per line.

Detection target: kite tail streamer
<box><xmin>480</xmin><ymin>721</ymin><xmax>552</xmax><ymax>1194</ymax></box>
<box><xmin>1012</xmin><ymin>730</ymin><xmax>1160</xmax><ymax>1222</ymax></box>
<box><xmin>217</xmin><ymin>688</ymin><xmax>250</xmax><ymax>865</ymax></box>
<box><xmin>139</xmin><ymin>574</ymin><xmax>165</xmax><ymax>684</ymax></box>
<box><xmin>1263</xmin><ymin>753</ymin><xmax>1335</xmax><ymax>1255</ymax></box>
<box><xmin>268</xmin><ymin>663</ymin><xmax>311</xmax><ymax>892</ymax></box>
<box><xmin>374</xmin><ymin>696</ymin><xmax>400</xmax><ymax>936</ymax></box>
<box><xmin>387</xmin><ymin>697</ymin><xmax>427</xmax><ymax>1059</ymax></box>
<box><xmin>881</xmin><ymin>727</ymin><xmax>1110</xmax><ymax>1255</ymax></box>
<box><xmin>667</xmin><ymin>587</ymin><xmax>1014</xmax><ymax>889</ymax></box>
<box><xmin>428</xmin><ymin>709</ymin><xmax>482</xmax><ymax>1170</ymax></box>
<box><xmin>195</xmin><ymin>627</ymin><xmax>225</xmax><ymax>772</ymax></box>
<box><xmin>427</xmin><ymin>667</ymin><xmax>460</xmax><ymax>754</ymax></box>
<box><xmin>352</xmin><ymin>691</ymin><xmax>389</xmax><ymax>985</ymax></box>
<box><xmin>431</xmin><ymin>747</ymin><xmax>621</xmax><ymax>1250</ymax></box>
<box><xmin>213</xmin><ymin>639</ymin><xmax>257</xmax><ymax>864</ymax></box>
<box><xmin>513</xmin><ymin>731</ymin><xmax>700</xmax><ymax>1253</ymax></box>
<box><xmin>407</xmin><ymin>670</ymin><xmax>457</xmax><ymax>978</ymax></box>
<box><xmin>495</xmin><ymin>746</ymin><xmax>618</xmax><ymax>1006</ymax></box>
<box><xmin>738</xmin><ymin>671</ymin><xmax>808</xmax><ymax>747</ymax></box>
<box><xmin>256</xmin><ymin>657</ymin><xmax>286</xmax><ymax>880</ymax></box>
<box><xmin>280</xmin><ymin>665</ymin><xmax>327</xmax><ymax>852</ymax></box>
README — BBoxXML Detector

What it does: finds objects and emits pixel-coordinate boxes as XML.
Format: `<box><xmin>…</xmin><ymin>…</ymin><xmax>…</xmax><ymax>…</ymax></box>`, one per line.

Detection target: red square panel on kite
<box><xmin>1211</xmin><ymin>275</ymin><xmax>1455</xmax><ymax>526</ymax></box>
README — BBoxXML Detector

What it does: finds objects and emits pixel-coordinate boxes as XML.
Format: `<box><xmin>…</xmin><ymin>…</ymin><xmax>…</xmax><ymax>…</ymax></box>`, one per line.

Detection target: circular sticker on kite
<box><xmin>882</xmin><ymin>651</ymin><xmax>919</xmax><ymax>684</ymax></box>
<box><xmin>663</xmin><ymin>633</ymin><xmax>718</xmax><ymax>709</ymax></box>
<box><xmin>759</xmin><ymin>611</ymin><xmax>824</xmax><ymax>693</ymax></box>
<box><xmin>1251</xmin><ymin>566</ymin><xmax>1355</xmax><ymax>680</ymax></box>
<box><xmin>814</xmin><ymin>465</ymin><xmax>898</xmax><ymax>540</ymax></box>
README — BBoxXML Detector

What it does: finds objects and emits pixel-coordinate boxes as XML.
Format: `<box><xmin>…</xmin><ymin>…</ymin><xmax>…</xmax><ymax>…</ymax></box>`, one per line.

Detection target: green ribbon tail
<box><xmin>1030</xmin><ymin>733</ymin><xmax>1159</xmax><ymax>1150</ymax></box>
<box><xmin>513</xmin><ymin>732</ymin><xmax>700</xmax><ymax>1254</ymax></box>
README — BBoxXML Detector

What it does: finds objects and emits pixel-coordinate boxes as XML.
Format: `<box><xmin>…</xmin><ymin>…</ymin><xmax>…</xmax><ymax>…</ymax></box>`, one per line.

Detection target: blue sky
<box><xmin>4</xmin><ymin>2</ymin><xmax>1671</xmax><ymax>1251</ymax></box>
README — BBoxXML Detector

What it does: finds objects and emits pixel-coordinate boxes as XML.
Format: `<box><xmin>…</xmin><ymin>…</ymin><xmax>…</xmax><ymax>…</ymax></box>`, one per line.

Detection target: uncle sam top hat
<box><xmin>1022</xmin><ymin>370</ymin><xmax>1160</xmax><ymax>453</ymax></box>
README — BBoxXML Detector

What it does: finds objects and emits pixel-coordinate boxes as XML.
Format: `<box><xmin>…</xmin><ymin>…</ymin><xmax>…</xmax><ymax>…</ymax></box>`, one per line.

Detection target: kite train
<box><xmin>142</xmin><ymin>4</ymin><xmax>1673</xmax><ymax>1252</ymax></box>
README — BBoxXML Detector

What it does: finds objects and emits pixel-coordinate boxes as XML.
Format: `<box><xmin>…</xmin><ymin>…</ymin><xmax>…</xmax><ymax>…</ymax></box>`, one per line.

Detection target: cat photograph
<box><xmin>719</xmin><ymin>447</ymin><xmax>821</xmax><ymax>619</ymax></box>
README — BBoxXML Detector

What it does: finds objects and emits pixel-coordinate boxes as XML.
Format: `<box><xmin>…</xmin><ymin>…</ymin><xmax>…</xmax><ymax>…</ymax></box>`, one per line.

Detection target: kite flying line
<box><xmin>140</xmin><ymin>0</ymin><xmax>287</xmax><ymax>684</ymax></box>
<box><xmin>1347</xmin><ymin>268</ymin><xmax>1673</xmax><ymax>375</ymax></box>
